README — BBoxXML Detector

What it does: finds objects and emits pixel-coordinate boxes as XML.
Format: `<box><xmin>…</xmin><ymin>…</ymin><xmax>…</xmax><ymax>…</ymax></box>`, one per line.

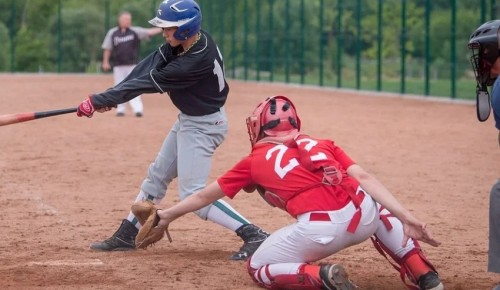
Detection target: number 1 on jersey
<box><xmin>213</xmin><ymin>46</ymin><xmax>225</xmax><ymax>92</ymax></box>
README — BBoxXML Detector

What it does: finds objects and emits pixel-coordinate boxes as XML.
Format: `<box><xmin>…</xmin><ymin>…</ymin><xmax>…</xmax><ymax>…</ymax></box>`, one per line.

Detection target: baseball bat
<box><xmin>0</xmin><ymin>107</ymin><xmax>78</xmax><ymax>127</ymax></box>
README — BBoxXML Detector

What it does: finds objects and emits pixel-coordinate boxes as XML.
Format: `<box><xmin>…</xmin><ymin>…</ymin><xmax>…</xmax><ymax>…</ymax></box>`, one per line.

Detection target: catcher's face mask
<box><xmin>467</xmin><ymin>21</ymin><xmax>500</xmax><ymax>121</ymax></box>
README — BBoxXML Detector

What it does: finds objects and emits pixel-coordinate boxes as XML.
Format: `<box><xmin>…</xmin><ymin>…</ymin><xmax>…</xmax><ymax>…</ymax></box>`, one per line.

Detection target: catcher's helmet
<box><xmin>149</xmin><ymin>0</ymin><xmax>202</xmax><ymax>40</ymax></box>
<box><xmin>467</xmin><ymin>20</ymin><xmax>500</xmax><ymax>122</ymax></box>
<box><xmin>246</xmin><ymin>96</ymin><xmax>301</xmax><ymax>146</ymax></box>
<box><xmin>468</xmin><ymin>20</ymin><xmax>500</xmax><ymax>88</ymax></box>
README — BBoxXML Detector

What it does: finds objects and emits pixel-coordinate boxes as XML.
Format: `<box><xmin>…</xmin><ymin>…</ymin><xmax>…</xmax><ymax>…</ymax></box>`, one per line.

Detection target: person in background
<box><xmin>101</xmin><ymin>11</ymin><xmax>162</xmax><ymax>117</ymax></box>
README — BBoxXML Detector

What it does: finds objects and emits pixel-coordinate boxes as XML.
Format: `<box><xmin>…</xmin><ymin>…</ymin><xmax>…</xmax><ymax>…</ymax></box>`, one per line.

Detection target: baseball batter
<box><xmin>148</xmin><ymin>96</ymin><xmax>444</xmax><ymax>290</ymax></box>
<box><xmin>76</xmin><ymin>0</ymin><xmax>269</xmax><ymax>260</ymax></box>
<box><xmin>101</xmin><ymin>11</ymin><xmax>162</xmax><ymax>117</ymax></box>
<box><xmin>468</xmin><ymin>20</ymin><xmax>500</xmax><ymax>290</ymax></box>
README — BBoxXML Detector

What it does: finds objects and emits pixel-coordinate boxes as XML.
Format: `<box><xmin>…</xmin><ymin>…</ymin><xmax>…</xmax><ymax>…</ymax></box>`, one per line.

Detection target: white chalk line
<box><xmin>27</xmin><ymin>259</ymin><xmax>103</xmax><ymax>266</ymax></box>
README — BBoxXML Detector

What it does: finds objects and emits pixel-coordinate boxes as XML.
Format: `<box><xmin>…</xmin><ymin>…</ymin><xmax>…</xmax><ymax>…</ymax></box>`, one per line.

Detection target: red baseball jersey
<box><xmin>217</xmin><ymin>135</ymin><xmax>360</xmax><ymax>217</ymax></box>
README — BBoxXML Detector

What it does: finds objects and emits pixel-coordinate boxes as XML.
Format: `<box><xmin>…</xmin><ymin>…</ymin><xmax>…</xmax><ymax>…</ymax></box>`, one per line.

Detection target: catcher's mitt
<box><xmin>131</xmin><ymin>201</ymin><xmax>172</xmax><ymax>249</ymax></box>
<box><xmin>131</xmin><ymin>200</ymin><xmax>156</xmax><ymax>226</ymax></box>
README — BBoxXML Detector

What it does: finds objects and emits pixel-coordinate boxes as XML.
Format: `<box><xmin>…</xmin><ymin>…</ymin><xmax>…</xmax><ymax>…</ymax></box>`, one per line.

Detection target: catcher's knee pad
<box><xmin>247</xmin><ymin>260</ymin><xmax>322</xmax><ymax>290</ymax></box>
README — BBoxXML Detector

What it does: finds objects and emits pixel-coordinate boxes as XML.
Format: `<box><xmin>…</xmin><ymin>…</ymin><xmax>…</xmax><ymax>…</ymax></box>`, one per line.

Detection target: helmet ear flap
<box><xmin>246</xmin><ymin>115</ymin><xmax>261</xmax><ymax>147</ymax></box>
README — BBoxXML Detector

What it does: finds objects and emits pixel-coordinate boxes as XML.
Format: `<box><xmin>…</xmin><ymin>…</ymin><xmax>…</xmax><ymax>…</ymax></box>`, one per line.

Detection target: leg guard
<box><xmin>247</xmin><ymin>260</ymin><xmax>323</xmax><ymax>290</ymax></box>
<box><xmin>371</xmin><ymin>236</ymin><xmax>438</xmax><ymax>290</ymax></box>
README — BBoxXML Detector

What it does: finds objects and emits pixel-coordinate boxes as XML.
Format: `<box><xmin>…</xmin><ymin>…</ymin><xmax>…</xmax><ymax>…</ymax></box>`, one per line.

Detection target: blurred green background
<box><xmin>0</xmin><ymin>0</ymin><xmax>497</xmax><ymax>99</ymax></box>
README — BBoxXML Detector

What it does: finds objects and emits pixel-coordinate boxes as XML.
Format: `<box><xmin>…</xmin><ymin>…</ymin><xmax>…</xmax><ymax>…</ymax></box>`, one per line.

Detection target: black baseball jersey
<box><xmin>102</xmin><ymin>27</ymin><xmax>150</xmax><ymax>66</ymax></box>
<box><xmin>111</xmin><ymin>28</ymin><xmax>140</xmax><ymax>65</ymax></box>
<box><xmin>92</xmin><ymin>30</ymin><xmax>229</xmax><ymax>116</ymax></box>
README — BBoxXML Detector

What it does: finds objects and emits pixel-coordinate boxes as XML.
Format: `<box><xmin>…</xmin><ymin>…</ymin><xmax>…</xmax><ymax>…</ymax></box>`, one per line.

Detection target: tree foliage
<box><xmin>0</xmin><ymin>0</ymin><xmax>493</xmax><ymax>76</ymax></box>
<box><xmin>0</xmin><ymin>21</ymin><xmax>10</xmax><ymax>71</ymax></box>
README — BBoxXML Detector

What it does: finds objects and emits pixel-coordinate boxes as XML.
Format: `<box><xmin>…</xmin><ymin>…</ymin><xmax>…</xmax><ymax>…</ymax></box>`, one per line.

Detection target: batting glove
<box><xmin>77</xmin><ymin>96</ymin><xmax>95</xmax><ymax>118</ymax></box>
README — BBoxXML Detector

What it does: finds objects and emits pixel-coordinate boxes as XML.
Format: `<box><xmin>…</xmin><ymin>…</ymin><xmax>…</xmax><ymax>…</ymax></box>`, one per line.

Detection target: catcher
<box><xmin>133</xmin><ymin>96</ymin><xmax>444</xmax><ymax>290</ymax></box>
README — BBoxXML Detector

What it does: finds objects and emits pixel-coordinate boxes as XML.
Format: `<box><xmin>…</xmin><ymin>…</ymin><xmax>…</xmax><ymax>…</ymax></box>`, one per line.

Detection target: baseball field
<box><xmin>0</xmin><ymin>74</ymin><xmax>498</xmax><ymax>289</ymax></box>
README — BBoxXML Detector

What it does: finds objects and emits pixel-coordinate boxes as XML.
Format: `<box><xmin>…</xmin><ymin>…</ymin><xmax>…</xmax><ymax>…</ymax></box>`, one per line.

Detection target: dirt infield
<box><xmin>0</xmin><ymin>74</ymin><xmax>498</xmax><ymax>290</ymax></box>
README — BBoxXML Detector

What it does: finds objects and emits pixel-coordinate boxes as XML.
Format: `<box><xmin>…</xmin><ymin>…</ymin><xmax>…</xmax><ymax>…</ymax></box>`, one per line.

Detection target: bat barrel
<box><xmin>0</xmin><ymin>107</ymin><xmax>78</xmax><ymax>127</ymax></box>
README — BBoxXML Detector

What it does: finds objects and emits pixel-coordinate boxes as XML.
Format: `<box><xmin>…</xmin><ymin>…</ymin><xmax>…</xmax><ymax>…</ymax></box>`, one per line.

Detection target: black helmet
<box><xmin>467</xmin><ymin>20</ymin><xmax>500</xmax><ymax>121</ymax></box>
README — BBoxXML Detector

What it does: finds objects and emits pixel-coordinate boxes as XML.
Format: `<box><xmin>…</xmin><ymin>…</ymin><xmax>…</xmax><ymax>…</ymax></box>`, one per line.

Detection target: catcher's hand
<box><xmin>131</xmin><ymin>201</ymin><xmax>172</xmax><ymax>249</ymax></box>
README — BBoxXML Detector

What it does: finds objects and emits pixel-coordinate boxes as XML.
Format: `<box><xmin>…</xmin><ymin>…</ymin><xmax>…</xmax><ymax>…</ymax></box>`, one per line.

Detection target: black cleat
<box><xmin>417</xmin><ymin>271</ymin><xmax>444</xmax><ymax>290</ymax></box>
<box><xmin>319</xmin><ymin>264</ymin><xmax>357</xmax><ymax>290</ymax></box>
<box><xmin>135</xmin><ymin>112</ymin><xmax>143</xmax><ymax>117</ymax></box>
<box><xmin>90</xmin><ymin>219</ymin><xmax>138</xmax><ymax>251</ymax></box>
<box><xmin>116</xmin><ymin>112</ymin><xmax>125</xmax><ymax>117</ymax></box>
<box><xmin>230</xmin><ymin>224</ymin><xmax>269</xmax><ymax>261</ymax></box>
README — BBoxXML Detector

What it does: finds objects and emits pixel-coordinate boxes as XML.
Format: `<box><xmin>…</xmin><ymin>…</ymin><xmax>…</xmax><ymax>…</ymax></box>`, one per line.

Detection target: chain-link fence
<box><xmin>1</xmin><ymin>0</ymin><xmax>498</xmax><ymax>99</ymax></box>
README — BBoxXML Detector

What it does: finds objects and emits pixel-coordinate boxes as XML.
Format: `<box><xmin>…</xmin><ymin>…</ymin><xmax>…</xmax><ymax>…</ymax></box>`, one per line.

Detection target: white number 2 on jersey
<box><xmin>266</xmin><ymin>145</ymin><xmax>299</xmax><ymax>179</ymax></box>
<box><xmin>266</xmin><ymin>138</ymin><xmax>327</xmax><ymax>179</ymax></box>
<box><xmin>213</xmin><ymin>46</ymin><xmax>225</xmax><ymax>92</ymax></box>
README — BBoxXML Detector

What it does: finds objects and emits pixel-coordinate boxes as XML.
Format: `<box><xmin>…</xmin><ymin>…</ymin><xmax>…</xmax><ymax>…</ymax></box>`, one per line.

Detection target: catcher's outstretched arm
<box><xmin>157</xmin><ymin>181</ymin><xmax>226</xmax><ymax>228</ymax></box>
<box><xmin>346</xmin><ymin>164</ymin><xmax>441</xmax><ymax>247</ymax></box>
<box><xmin>134</xmin><ymin>182</ymin><xmax>228</xmax><ymax>249</ymax></box>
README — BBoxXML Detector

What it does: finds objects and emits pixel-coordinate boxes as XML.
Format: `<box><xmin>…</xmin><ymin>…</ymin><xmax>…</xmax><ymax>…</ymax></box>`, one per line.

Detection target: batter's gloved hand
<box><xmin>77</xmin><ymin>96</ymin><xmax>95</xmax><ymax>118</ymax></box>
<box><xmin>132</xmin><ymin>201</ymin><xmax>172</xmax><ymax>249</ymax></box>
<box><xmin>77</xmin><ymin>95</ymin><xmax>115</xmax><ymax>118</ymax></box>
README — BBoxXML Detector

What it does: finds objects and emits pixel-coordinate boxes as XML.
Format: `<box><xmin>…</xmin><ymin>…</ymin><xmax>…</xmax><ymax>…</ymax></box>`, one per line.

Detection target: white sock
<box><xmin>127</xmin><ymin>190</ymin><xmax>157</xmax><ymax>230</ymax></box>
<box><xmin>206</xmin><ymin>200</ymin><xmax>251</xmax><ymax>232</ymax></box>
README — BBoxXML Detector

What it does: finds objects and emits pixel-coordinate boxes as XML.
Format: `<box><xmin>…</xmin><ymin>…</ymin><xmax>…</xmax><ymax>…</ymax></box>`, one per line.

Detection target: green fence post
<box><xmin>451</xmin><ymin>0</ymin><xmax>456</xmax><ymax>99</ymax></box>
<box><xmin>336</xmin><ymin>0</ymin><xmax>343</xmax><ymax>88</ymax></box>
<box><xmin>482</xmin><ymin>0</ymin><xmax>487</xmax><ymax>23</ymax></box>
<box><xmin>58</xmin><ymin>0</ymin><xmax>62</xmax><ymax>73</ymax></box>
<box><xmin>207</xmin><ymin>1</ymin><xmax>213</xmax><ymax>32</ymax></box>
<box><xmin>105</xmin><ymin>0</ymin><xmax>110</xmax><ymax>32</ymax></box>
<box><xmin>355</xmin><ymin>0</ymin><xmax>361</xmax><ymax>90</ymax></box>
<box><xmin>149</xmin><ymin>0</ymin><xmax>156</xmax><ymax>52</ymax></box>
<box><xmin>268</xmin><ymin>0</ymin><xmax>274</xmax><ymax>82</ymax></box>
<box><xmin>285</xmin><ymin>0</ymin><xmax>290</xmax><ymax>83</ymax></box>
<box><xmin>256</xmin><ymin>0</ymin><xmax>261</xmax><ymax>81</ymax></box>
<box><xmin>300</xmin><ymin>0</ymin><xmax>305</xmax><ymax>84</ymax></box>
<box><xmin>377</xmin><ymin>0</ymin><xmax>382</xmax><ymax>91</ymax></box>
<box><xmin>491</xmin><ymin>0</ymin><xmax>496</xmax><ymax>20</ymax></box>
<box><xmin>244</xmin><ymin>0</ymin><xmax>248</xmax><ymax>80</ymax></box>
<box><xmin>9</xmin><ymin>0</ymin><xmax>16</xmax><ymax>72</ymax></box>
<box><xmin>219</xmin><ymin>0</ymin><xmax>224</xmax><ymax>55</ymax></box>
<box><xmin>319</xmin><ymin>0</ymin><xmax>325</xmax><ymax>86</ymax></box>
<box><xmin>425</xmin><ymin>0</ymin><xmax>430</xmax><ymax>96</ymax></box>
<box><xmin>255</xmin><ymin>0</ymin><xmax>261</xmax><ymax>81</ymax></box>
<box><xmin>400</xmin><ymin>0</ymin><xmax>406</xmax><ymax>94</ymax></box>
<box><xmin>231</xmin><ymin>0</ymin><xmax>236</xmax><ymax>78</ymax></box>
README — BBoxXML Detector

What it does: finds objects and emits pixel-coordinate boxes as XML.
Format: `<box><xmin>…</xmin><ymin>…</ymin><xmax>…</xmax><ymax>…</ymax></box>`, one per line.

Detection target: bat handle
<box><xmin>35</xmin><ymin>108</ymin><xmax>78</xmax><ymax>119</ymax></box>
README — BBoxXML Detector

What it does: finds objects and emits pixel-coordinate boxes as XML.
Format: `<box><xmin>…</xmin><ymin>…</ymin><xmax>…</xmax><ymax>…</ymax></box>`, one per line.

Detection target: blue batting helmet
<box><xmin>149</xmin><ymin>0</ymin><xmax>202</xmax><ymax>40</ymax></box>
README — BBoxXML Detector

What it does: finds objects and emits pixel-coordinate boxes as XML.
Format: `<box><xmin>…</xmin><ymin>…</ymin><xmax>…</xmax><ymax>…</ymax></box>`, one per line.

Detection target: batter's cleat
<box><xmin>90</xmin><ymin>219</ymin><xmax>138</xmax><ymax>251</ymax></box>
<box><xmin>320</xmin><ymin>264</ymin><xmax>357</xmax><ymax>290</ymax></box>
<box><xmin>135</xmin><ymin>112</ymin><xmax>143</xmax><ymax>117</ymax></box>
<box><xmin>230</xmin><ymin>224</ymin><xmax>270</xmax><ymax>261</ymax></box>
<box><xmin>417</xmin><ymin>271</ymin><xmax>444</xmax><ymax>290</ymax></box>
<box><xmin>116</xmin><ymin>112</ymin><xmax>125</xmax><ymax>117</ymax></box>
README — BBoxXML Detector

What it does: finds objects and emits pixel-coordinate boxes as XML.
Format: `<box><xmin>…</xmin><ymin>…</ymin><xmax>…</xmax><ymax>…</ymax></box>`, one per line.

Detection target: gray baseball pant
<box><xmin>140</xmin><ymin>108</ymin><xmax>228</xmax><ymax>219</ymax></box>
<box><xmin>489</xmin><ymin>179</ymin><xmax>500</xmax><ymax>273</ymax></box>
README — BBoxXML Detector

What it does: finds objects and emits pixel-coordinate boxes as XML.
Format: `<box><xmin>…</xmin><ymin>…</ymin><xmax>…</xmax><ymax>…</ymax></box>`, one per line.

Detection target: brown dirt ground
<box><xmin>0</xmin><ymin>74</ymin><xmax>498</xmax><ymax>290</ymax></box>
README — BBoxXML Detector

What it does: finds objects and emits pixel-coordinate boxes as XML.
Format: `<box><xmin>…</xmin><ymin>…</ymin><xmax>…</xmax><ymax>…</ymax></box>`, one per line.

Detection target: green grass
<box><xmin>232</xmin><ymin>72</ymin><xmax>477</xmax><ymax>100</ymax></box>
